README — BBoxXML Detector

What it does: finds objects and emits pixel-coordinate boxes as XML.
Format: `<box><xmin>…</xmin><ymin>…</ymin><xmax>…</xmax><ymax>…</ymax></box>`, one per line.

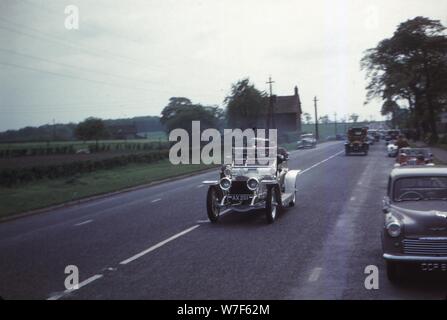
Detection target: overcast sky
<box><xmin>0</xmin><ymin>0</ymin><xmax>446</xmax><ymax>131</ymax></box>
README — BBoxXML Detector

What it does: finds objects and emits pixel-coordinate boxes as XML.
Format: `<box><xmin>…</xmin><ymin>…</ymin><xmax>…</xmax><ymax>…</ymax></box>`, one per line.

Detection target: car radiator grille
<box><xmin>403</xmin><ymin>239</ymin><xmax>447</xmax><ymax>256</ymax></box>
<box><xmin>229</xmin><ymin>181</ymin><xmax>250</xmax><ymax>194</ymax></box>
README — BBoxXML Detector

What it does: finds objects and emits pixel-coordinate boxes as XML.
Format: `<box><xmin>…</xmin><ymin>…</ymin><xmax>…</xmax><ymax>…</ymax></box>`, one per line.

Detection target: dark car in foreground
<box><xmin>382</xmin><ymin>167</ymin><xmax>447</xmax><ymax>282</ymax></box>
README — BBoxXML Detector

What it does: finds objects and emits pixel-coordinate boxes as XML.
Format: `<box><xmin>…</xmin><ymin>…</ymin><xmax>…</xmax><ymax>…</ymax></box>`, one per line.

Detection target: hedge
<box><xmin>0</xmin><ymin>141</ymin><xmax>172</xmax><ymax>158</ymax></box>
<box><xmin>0</xmin><ymin>150</ymin><xmax>169</xmax><ymax>186</ymax></box>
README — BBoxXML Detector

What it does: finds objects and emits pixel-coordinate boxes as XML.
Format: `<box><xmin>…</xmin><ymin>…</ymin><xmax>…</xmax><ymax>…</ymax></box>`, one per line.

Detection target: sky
<box><xmin>0</xmin><ymin>0</ymin><xmax>446</xmax><ymax>131</ymax></box>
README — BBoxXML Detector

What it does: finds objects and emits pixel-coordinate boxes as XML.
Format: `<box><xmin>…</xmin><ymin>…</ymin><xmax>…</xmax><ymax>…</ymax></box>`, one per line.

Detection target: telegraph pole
<box><xmin>266</xmin><ymin>76</ymin><xmax>275</xmax><ymax>129</ymax></box>
<box><xmin>314</xmin><ymin>96</ymin><xmax>319</xmax><ymax>140</ymax></box>
<box><xmin>334</xmin><ymin>112</ymin><xmax>337</xmax><ymax>135</ymax></box>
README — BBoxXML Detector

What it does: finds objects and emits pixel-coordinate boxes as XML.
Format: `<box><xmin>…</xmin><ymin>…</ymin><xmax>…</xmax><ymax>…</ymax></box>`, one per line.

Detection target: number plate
<box><xmin>421</xmin><ymin>263</ymin><xmax>447</xmax><ymax>272</ymax></box>
<box><xmin>228</xmin><ymin>194</ymin><xmax>251</xmax><ymax>201</ymax></box>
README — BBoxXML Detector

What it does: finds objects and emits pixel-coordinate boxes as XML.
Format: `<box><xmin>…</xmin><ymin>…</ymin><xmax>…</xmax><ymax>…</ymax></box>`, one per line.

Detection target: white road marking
<box><xmin>119</xmin><ymin>225</ymin><xmax>200</xmax><ymax>265</ymax></box>
<box><xmin>196</xmin><ymin>184</ymin><xmax>205</xmax><ymax>188</ymax></box>
<box><xmin>350</xmin><ymin>196</ymin><xmax>356</xmax><ymax>201</ymax></box>
<box><xmin>47</xmin><ymin>274</ymin><xmax>103</xmax><ymax>300</ymax></box>
<box><xmin>151</xmin><ymin>198</ymin><xmax>162</xmax><ymax>203</ymax></box>
<box><xmin>301</xmin><ymin>150</ymin><xmax>344</xmax><ymax>174</ymax></box>
<box><xmin>196</xmin><ymin>219</ymin><xmax>210</xmax><ymax>223</ymax></box>
<box><xmin>74</xmin><ymin>219</ymin><xmax>93</xmax><ymax>227</ymax></box>
<box><xmin>308</xmin><ymin>267</ymin><xmax>323</xmax><ymax>282</ymax></box>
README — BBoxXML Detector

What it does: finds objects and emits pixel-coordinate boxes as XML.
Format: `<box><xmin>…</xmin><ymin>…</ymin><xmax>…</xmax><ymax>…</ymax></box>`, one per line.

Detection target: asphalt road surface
<box><xmin>1</xmin><ymin>141</ymin><xmax>447</xmax><ymax>300</ymax></box>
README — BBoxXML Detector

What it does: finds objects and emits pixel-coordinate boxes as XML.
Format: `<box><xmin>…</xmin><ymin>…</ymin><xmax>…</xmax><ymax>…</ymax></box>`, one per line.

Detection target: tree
<box><xmin>349</xmin><ymin>113</ymin><xmax>359</xmax><ymax>123</ymax></box>
<box><xmin>75</xmin><ymin>117</ymin><xmax>108</xmax><ymax>141</ymax></box>
<box><xmin>302</xmin><ymin>112</ymin><xmax>312</xmax><ymax>124</ymax></box>
<box><xmin>225</xmin><ymin>78</ymin><xmax>268</xmax><ymax>128</ymax></box>
<box><xmin>160</xmin><ymin>97</ymin><xmax>222</xmax><ymax>134</ymax></box>
<box><xmin>361</xmin><ymin>16</ymin><xmax>447</xmax><ymax>143</ymax></box>
<box><xmin>319</xmin><ymin>115</ymin><xmax>330</xmax><ymax>124</ymax></box>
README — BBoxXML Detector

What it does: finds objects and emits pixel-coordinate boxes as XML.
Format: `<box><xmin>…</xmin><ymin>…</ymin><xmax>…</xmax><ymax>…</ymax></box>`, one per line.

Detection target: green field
<box><xmin>0</xmin><ymin>160</ymin><xmax>213</xmax><ymax>219</ymax></box>
<box><xmin>0</xmin><ymin>131</ymin><xmax>168</xmax><ymax>150</ymax></box>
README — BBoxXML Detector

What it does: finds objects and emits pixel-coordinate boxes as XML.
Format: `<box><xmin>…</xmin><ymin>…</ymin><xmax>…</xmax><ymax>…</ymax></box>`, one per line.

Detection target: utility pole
<box><xmin>314</xmin><ymin>96</ymin><xmax>319</xmax><ymax>140</ymax></box>
<box><xmin>334</xmin><ymin>112</ymin><xmax>337</xmax><ymax>135</ymax></box>
<box><xmin>266</xmin><ymin>76</ymin><xmax>275</xmax><ymax>129</ymax></box>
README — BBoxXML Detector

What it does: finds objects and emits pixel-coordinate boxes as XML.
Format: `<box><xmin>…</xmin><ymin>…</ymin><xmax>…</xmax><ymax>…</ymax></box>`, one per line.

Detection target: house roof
<box><xmin>273</xmin><ymin>95</ymin><xmax>301</xmax><ymax>114</ymax></box>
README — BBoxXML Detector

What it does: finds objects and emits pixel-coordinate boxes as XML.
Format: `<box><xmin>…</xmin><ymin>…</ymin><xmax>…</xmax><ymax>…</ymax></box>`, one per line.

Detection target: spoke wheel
<box><xmin>206</xmin><ymin>186</ymin><xmax>221</xmax><ymax>223</ymax></box>
<box><xmin>266</xmin><ymin>186</ymin><xmax>281</xmax><ymax>224</ymax></box>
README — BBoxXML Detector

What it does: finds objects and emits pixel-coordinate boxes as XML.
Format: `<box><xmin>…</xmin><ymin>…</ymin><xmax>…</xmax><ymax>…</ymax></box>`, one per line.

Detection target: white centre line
<box><xmin>74</xmin><ymin>219</ymin><xmax>93</xmax><ymax>227</ymax></box>
<box><xmin>151</xmin><ymin>198</ymin><xmax>162</xmax><ymax>203</ymax></box>
<box><xmin>308</xmin><ymin>267</ymin><xmax>323</xmax><ymax>282</ymax></box>
<box><xmin>119</xmin><ymin>225</ymin><xmax>200</xmax><ymax>265</ymax></box>
<box><xmin>301</xmin><ymin>150</ymin><xmax>344</xmax><ymax>174</ymax></box>
<box><xmin>47</xmin><ymin>274</ymin><xmax>103</xmax><ymax>300</ymax></box>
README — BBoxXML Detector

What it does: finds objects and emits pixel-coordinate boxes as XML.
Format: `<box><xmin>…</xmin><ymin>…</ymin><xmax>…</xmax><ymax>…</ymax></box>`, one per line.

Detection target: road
<box><xmin>1</xmin><ymin>140</ymin><xmax>447</xmax><ymax>300</ymax></box>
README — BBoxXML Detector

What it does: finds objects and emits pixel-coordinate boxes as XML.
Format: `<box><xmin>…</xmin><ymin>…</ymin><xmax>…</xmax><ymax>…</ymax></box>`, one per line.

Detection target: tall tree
<box><xmin>224</xmin><ymin>78</ymin><xmax>268</xmax><ymax>129</ymax></box>
<box><xmin>362</xmin><ymin>16</ymin><xmax>447</xmax><ymax>143</ymax></box>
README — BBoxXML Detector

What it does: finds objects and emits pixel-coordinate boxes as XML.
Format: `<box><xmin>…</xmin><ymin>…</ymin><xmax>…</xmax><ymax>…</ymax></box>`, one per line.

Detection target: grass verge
<box><xmin>0</xmin><ymin>160</ymin><xmax>213</xmax><ymax>219</ymax></box>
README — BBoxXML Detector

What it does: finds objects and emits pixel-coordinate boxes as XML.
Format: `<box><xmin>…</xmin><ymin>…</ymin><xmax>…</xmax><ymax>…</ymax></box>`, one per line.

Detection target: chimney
<box><xmin>294</xmin><ymin>85</ymin><xmax>298</xmax><ymax>96</ymax></box>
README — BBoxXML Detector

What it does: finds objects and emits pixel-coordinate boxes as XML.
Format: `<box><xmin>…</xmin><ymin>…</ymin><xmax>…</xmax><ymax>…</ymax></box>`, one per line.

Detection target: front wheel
<box><xmin>266</xmin><ymin>185</ymin><xmax>281</xmax><ymax>223</ymax></box>
<box><xmin>386</xmin><ymin>261</ymin><xmax>401</xmax><ymax>283</ymax></box>
<box><xmin>289</xmin><ymin>189</ymin><xmax>296</xmax><ymax>207</ymax></box>
<box><xmin>206</xmin><ymin>186</ymin><xmax>221</xmax><ymax>223</ymax></box>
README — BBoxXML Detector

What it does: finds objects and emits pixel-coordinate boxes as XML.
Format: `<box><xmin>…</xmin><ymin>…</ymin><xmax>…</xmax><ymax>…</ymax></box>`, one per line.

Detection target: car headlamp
<box><xmin>246</xmin><ymin>177</ymin><xmax>259</xmax><ymax>191</ymax></box>
<box><xmin>223</xmin><ymin>166</ymin><xmax>232</xmax><ymax>177</ymax></box>
<box><xmin>219</xmin><ymin>177</ymin><xmax>231</xmax><ymax>191</ymax></box>
<box><xmin>387</xmin><ymin>221</ymin><xmax>402</xmax><ymax>238</ymax></box>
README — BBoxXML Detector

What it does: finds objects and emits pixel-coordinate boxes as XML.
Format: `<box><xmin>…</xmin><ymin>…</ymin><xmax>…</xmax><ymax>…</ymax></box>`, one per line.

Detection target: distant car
<box><xmin>395</xmin><ymin>148</ymin><xmax>434</xmax><ymax>167</ymax></box>
<box><xmin>297</xmin><ymin>133</ymin><xmax>317</xmax><ymax>149</ymax></box>
<box><xmin>385</xmin><ymin>130</ymin><xmax>400</xmax><ymax>145</ymax></box>
<box><xmin>382</xmin><ymin>167</ymin><xmax>447</xmax><ymax>282</ymax></box>
<box><xmin>345</xmin><ymin>127</ymin><xmax>369</xmax><ymax>155</ymax></box>
<box><xmin>387</xmin><ymin>141</ymin><xmax>398</xmax><ymax>157</ymax></box>
<box><xmin>366</xmin><ymin>134</ymin><xmax>375</xmax><ymax>145</ymax></box>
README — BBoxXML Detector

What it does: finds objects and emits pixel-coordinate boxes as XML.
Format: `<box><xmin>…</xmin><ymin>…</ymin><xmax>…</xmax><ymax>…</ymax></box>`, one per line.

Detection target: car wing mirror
<box><xmin>382</xmin><ymin>196</ymin><xmax>390</xmax><ymax>213</ymax></box>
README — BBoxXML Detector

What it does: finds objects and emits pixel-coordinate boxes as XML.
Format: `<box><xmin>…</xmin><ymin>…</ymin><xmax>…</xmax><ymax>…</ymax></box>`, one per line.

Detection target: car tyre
<box><xmin>206</xmin><ymin>186</ymin><xmax>221</xmax><ymax>223</ymax></box>
<box><xmin>386</xmin><ymin>261</ymin><xmax>401</xmax><ymax>283</ymax></box>
<box><xmin>266</xmin><ymin>185</ymin><xmax>281</xmax><ymax>224</ymax></box>
<box><xmin>289</xmin><ymin>188</ymin><xmax>296</xmax><ymax>207</ymax></box>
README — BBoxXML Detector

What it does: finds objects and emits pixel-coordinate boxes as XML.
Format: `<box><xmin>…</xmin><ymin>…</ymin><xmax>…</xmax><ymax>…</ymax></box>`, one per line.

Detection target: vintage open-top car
<box><xmin>297</xmin><ymin>133</ymin><xmax>317</xmax><ymax>149</ymax></box>
<box><xmin>203</xmin><ymin>140</ymin><xmax>300</xmax><ymax>224</ymax></box>
<box><xmin>395</xmin><ymin>147</ymin><xmax>434</xmax><ymax>167</ymax></box>
<box><xmin>382</xmin><ymin>167</ymin><xmax>447</xmax><ymax>282</ymax></box>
